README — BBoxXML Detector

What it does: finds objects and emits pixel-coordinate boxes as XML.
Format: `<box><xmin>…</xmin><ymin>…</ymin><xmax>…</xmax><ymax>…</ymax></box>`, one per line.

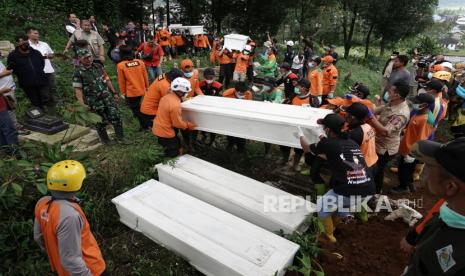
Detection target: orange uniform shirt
<box><xmin>197</xmin><ymin>35</ymin><xmax>210</xmax><ymax>48</ymax></box>
<box><xmin>185</xmin><ymin>69</ymin><xmax>203</xmax><ymax>98</ymax></box>
<box><xmin>308</xmin><ymin>68</ymin><xmax>323</xmax><ymax>96</ymax></box>
<box><xmin>217</xmin><ymin>51</ymin><xmax>231</xmax><ymax>64</ymax></box>
<box><xmin>292</xmin><ymin>95</ymin><xmax>310</xmax><ymax>106</ymax></box>
<box><xmin>398</xmin><ymin>112</ymin><xmax>434</xmax><ymax>156</ymax></box>
<box><xmin>153</xmin><ymin>92</ymin><xmax>190</xmax><ymax>138</ymax></box>
<box><xmin>170</xmin><ymin>36</ymin><xmax>177</xmax><ymax>47</ymax></box>
<box><xmin>117</xmin><ymin>59</ymin><xmax>149</xmax><ymax>98</ymax></box>
<box><xmin>222</xmin><ymin>88</ymin><xmax>253</xmax><ymax>100</ymax></box>
<box><xmin>322</xmin><ymin>64</ymin><xmax>338</xmax><ymax>95</ymax></box>
<box><xmin>34</xmin><ymin>197</ymin><xmax>106</xmax><ymax>276</ymax></box>
<box><xmin>233</xmin><ymin>53</ymin><xmax>250</xmax><ymax>73</ymax></box>
<box><xmin>158</xmin><ymin>29</ymin><xmax>171</xmax><ymax>46</ymax></box>
<box><xmin>360</xmin><ymin>123</ymin><xmax>378</xmax><ymax>167</ymax></box>
<box><xmin>140</xmin><ymin>75</ymin><xmax>170</xmax><ymax>116</ymax></box>
<box><xmin>174</xmin><ymin>35</ymin><xmax>185</xmax><ymax>46</ymax></box>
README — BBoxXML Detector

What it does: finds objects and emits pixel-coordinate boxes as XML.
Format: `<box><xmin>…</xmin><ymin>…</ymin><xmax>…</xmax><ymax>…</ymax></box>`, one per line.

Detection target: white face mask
<box><xmin>308</xmin><ymin>62</ymin><xmax>314</xmax><ymax>69</ymax></box>
<box><xmin>235</xmin><ymin>92</ymin><xmax>245</xmax><ymax>99</ymax></box>
<box><xmin>206</xmin><ymin>79</ymin><xmax>214</xmax><ymax>84</ymax></box>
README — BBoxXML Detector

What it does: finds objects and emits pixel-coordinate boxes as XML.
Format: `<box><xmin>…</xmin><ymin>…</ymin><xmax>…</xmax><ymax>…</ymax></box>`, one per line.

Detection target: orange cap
<box><xmin>181</xmin><ymin>59</ymin><xmax>194</xmax><ymax>70</ymax></box>
<box><xmin>432</xmin><ymin>64</ymin><xmax>444</xmax><ymax>72</ymax></box>
<box><xmin>327</xmin><ymin>97</ymin><xmax>345</xmax><ymax>106</ymax></box>
<box><xmin>321</xmin><ymin>55</ymin><xmax>334</xmax><ymax>63</ymax></box>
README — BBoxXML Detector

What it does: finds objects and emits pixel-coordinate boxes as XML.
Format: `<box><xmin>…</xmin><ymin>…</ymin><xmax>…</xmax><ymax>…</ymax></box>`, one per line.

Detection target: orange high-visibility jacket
<box><xmin>117</xmin><ymin>59</ymin><xmax>149</xmax><ymax>97</ymax></box>
<box><xmin>152</xmin><ymin>92</ymin><xmax>191</xmax><ymax>138</ymax></box>
<box><xmin>140</xmin><ymin>75</ymin><xmax>171</xmax><ymax>116</ymax></box>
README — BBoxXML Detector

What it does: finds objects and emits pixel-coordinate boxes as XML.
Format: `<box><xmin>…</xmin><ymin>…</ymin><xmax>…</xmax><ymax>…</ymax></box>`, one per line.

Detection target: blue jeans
<box><xmin>317</xmin><ymin>189</ymin><xmax>365</xmax><ymax>219</ymax></box>
<box><xmin>0</xmin><ymin>110</ymin><xmax>19</xmax><ymax>155</ymax></box>
<box><xmin>146</xmin><ymin>65</ymin><xmax>162</xmax><ymax>83</ymax></box>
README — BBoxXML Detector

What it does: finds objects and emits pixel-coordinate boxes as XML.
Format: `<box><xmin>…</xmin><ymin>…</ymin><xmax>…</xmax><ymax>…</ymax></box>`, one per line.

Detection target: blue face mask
<box><xmin>184</xmin><ymin>71</ymin><xmax>193</xmax><ymax>78</ymax></box>
<box><xmin>427</xmin><ymin>72</ymin><xmax>433</xmax><ymax>80</ymax></box>
<box><xmin>412</xmin><ymin>103</ymin><xmax>423</xmax><ymax>111</ymax></box>
<box><xmin>294</xmin><ymin>87</ymin><xmax>301</xmax><ymax>95</ymax></box>
<box><xmin>456</xmin><ymin>85</ymin><xmax>465</xmax><ymax>97</ymax></box>
<box><xmin>440</xmin><ymin>204</ymin><xmax>465</xmax><ymax>229</ymax></box>
<box><xmin>383</xmin><ymin>92</ymin><xmax>390</xmax><ymax>102</ymax></box>
<box><xmin>308</xmin><ymin>62</ymin><xmax>314</xmax><ymax>69</ymax></box>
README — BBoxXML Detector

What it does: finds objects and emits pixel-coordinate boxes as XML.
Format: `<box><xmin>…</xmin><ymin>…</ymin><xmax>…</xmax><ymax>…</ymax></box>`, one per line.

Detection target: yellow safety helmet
<box><xmin>47</xmin><ymin>160</ymin><xmax>86</xmax><ymax>192</ymax></box>
<box><xmin>432</xmin><ymin>71</ymin><xmax>452</xmax><ymax>82</ymax></box>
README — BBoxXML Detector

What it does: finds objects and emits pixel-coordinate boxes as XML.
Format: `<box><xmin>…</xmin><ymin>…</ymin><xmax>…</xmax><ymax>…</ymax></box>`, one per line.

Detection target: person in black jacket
<box><xmin>7</xmin><ymin>35</ymin><xmax>55</xmax><ymax>113</ymax></box>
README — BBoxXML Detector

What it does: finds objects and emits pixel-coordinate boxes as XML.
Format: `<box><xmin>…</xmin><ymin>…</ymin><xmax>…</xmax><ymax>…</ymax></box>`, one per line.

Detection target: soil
<box><xmin>192</xmin><ymin>139</ymin><xmax>439</xmax><ymax>276</ymax></box>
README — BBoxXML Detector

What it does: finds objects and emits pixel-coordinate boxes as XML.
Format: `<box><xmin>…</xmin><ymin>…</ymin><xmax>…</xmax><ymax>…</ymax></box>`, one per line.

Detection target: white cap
<box><xmin>286</xmin><ymin>41</ymin><xmax>294</xmax><ymax>47</ymax></box>
<box><xmin>171</xmin><ymin>77</ymin><xmax>191</xmax><ymax>94</ymax></box>
<box><xmin>244</xmin><ymin>45</ymin><xmax>252</xmax><ymax>51</ymax></box>
<box><xmin>441</xmin><ymin>62</ymin><xmax>454</xmax><ymax>71</ymax></box>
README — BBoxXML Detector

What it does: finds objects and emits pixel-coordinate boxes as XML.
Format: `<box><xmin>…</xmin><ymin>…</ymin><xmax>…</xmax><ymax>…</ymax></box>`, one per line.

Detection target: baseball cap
<box><xmin>321</xmin><ymin>55</ymin><xmax>334</xmax><ymax>63</ymax></box>
<box><xmin>409</xmin><ymin>93</ymin><xmax>435</xmax><ymax>105</ymax></box>
<box><xmin>203</xmin><ymin>68</ymin><xmax>215</xmax><ymax>77</ymax></box>
<box><xmin>181</xmin><ymin>59</ymin><xmax>194</xmax><ymax>70</ymax></box>
<box><xmin>411</xmin><ymin>138</ymin><xmax>465</xmax><ymax>183</ymax></box>
<box><xmin>432</xmin><ymin>71</ymin><xmax>452</xmax><ymax>82</ymax></box>
<box><xmin>311</xmin><ymin>56</ymin><xmax>321</xmax><ymax>64</ymax></box>
<box><xmin>77</xmin><ymin>48</ymin><xmax>92</xmax><ymax>57</ymax></box>
<box><xmin>317</xmin><ymin>113</ymin><xmax>345</xmax><ymax>133</ymax></box>
<box><xmin>298</xmin><ymin>78</ymin><xmax>310</xmax><ymax>89</ymax></box>
<box><xmin>345</xmin><ymin>102</ymin><xmax>369</xmax><ymax>120</ymax></box>
<box><xmin>425</xmin><ymin>79</ymin><xmax>443</xmax><ymax>92</ymax></box>
<box><xmin>353</xmin><ymin>83</ymin><xmax>370</xmax><ymax>98</ymax></box>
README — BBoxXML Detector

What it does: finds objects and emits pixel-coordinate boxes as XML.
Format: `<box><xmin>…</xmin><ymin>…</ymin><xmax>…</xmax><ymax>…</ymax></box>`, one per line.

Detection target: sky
<box><xmin>438</xmin><ymin>0</ymin><xmax>465</xmax><ymax>10</ymax></box>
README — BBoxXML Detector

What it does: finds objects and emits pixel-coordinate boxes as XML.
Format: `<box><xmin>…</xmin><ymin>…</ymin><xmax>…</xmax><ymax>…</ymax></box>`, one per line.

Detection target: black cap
<box><xmin>203</xmin><ymin>68</ymin><xmax>215</xmax><ymax>77</ymax></box>
<box><xmin>280</xmin><ymin>62</ymin><xmax>291</xmax><ymax>70</ymax></box>
<box><xmin>410</xmin><ymin>93</ymin><xmax>435</xmax><ymax>105</ymax></box>
<box><xmin>317</xmin><ymin>113</ymin><xmax>345</xmax><ymax>134</ymax></box>
<box><xmin>345</xmin><ymin>102</ymin><xmax>369</xmax><ymax>120</ymax></box>
<box><xmin>234</xmin><ymin>81</ymin><xmax>248</xmax><ymax>92</ymax></box>
<box><xmin>353</xmin><ymin>83</ymin><xmax>370</xmax><ymax>98</ymax></box>
<box><xmin>311</xmin><ymin>56</ymin><xmax>321</xmax><ymax>65</ymax></box>
<box><xmin>392</xmin><ymin>51</ymin><xmax>399</xmax><ymax>55</ymax></box>
<box><xmin>166</xmin><ymin>68</ymin><xmax>184</xmax><ymax>82</ymax></box>
<box><xmin>411</xmin><ymin>138</ymin><xmax>465</xmax><ymax>183</ymax></box>
<box><xmin>298</xmin><ymin>78</ymin><xmax>311</xmax><ymax>89</ymax></box>
<box><xmin>426</xmin><ymin>80</ymin><xmax>443</xmax><ymax>92</ymax></box>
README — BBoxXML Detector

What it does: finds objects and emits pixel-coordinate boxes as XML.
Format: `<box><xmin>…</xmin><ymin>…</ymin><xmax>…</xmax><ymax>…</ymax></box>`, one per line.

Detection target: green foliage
<box><xmin>62</xmin><ymin>103</ymin><xmax>103</xmax><ymax>126</ymax></box>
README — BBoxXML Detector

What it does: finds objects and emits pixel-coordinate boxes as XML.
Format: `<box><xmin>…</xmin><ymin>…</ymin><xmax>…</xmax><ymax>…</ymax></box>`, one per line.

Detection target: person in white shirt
<box><xmin>65</xmin><ymin>13</ymin><xmax>78</xmax><ymax>36</ymax></box>
<box><xmin>291</xmin><ymin>50</ymin><xmax>305</xmax><ymax>78</ymax></box>
<box><xmin>27</xmin><ymin>27</ymin><xmax>57</xmax><ymax>101</ymax></box>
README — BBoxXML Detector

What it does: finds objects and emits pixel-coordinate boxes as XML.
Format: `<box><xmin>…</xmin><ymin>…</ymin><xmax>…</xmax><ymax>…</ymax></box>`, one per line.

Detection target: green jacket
<box><xmin>257</xmin><ymin>55</ymin><xmax>277</xmax><ymax>77</ymax></box>
<box><xmin>261</xmin><ymin>89</ymin><xmax>284</xmax><ymax>103</ymax></box>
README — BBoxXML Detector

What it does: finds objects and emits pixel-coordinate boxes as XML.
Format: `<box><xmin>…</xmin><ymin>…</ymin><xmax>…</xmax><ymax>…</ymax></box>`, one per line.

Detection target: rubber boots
<box><xmin>319</xmin><ymin>217</ymin><xmax>337</xmax><ymax>243</ymax></box>
<box><xmin>355</xmin><ymin>206</ymin><xmax>369</xmax><ymax>222</ymax></box>
<box><xmin>413</xmin><ymin>163</ymin><xmax>425</xmax><ymax>181</ymax></box>
<box><xmin>97</xmin><ymin>128</ymin><xmax>110</xmax><ymax>144</ymax></box>
<box><xmin>114</xmin><ymin>123</ymin><xmax>132</xmax><ymax>145</ymax></box>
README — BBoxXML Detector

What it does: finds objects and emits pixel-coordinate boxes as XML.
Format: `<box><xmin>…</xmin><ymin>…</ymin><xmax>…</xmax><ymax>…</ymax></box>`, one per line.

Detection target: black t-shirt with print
<box><xmin>310</xmin><ymin>136</ymin><xmax>375</xmax><ymax>197</ymax></box>
<box><xmin>347</xmin><ymin>125</ymin><xmax>364</xmax><ymax>146</ymax></box>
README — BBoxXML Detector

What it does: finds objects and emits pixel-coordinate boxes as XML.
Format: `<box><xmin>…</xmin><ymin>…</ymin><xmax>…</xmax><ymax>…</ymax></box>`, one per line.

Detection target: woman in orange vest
<box><xmin>34</xmin><ymin>160</ymin><xmax>108</xmax><ymax>276</ymax></box>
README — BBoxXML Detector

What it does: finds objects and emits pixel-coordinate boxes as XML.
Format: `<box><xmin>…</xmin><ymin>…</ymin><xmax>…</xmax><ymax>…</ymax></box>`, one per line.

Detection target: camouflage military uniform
<box><xmin>72</xmin><ymin>63</ymin><xmax>122</xmax><ymax>132</ymax></box>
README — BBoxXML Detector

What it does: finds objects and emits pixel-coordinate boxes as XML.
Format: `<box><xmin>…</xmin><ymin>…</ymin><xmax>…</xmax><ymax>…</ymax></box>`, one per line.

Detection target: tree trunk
<box><xmin>215</xmin><ymin>0</ymin><xmax>222</xmax><ymax>34</ymax></box>
<box><xmin>166</xmin><ymin>0</ymin><xmax>170</xmax><ymax>27</ymax></box>
<box><xmin>343</xmin><ymin>3</ymin><xmax>357</xmax><ymax>59</ymax></box>
<box><xmin>364</xmin><ymin>23</ymin><xmax>374</xmax><ymax>59</ymax></box>
<box><xmin>299</xmin><ymin>0</ymin><xmax>306</xmax><ymax>35</ymax></box>
<box><xmin>379</xmin><ymin>36</ymin><xmax>386</xmax><ymax>56</ymax></box>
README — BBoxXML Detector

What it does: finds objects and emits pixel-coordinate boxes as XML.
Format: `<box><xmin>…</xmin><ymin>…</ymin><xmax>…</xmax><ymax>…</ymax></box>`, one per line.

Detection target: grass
<box><xmin>1</xmin><ymin>44</ymin><xmax>387</xmax><ymax>275</ymax></box>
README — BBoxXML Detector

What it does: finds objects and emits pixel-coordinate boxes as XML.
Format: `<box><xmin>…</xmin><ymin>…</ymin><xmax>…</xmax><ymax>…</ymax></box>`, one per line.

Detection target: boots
<box><xmin>114</xmin><ymin>123</ymin><xmax>132</xmax><ymax>145</ymax></box>
<box><xmin>413</xmin><ymin>163</ymin><xmax>425</xmax><ymax>181</ymax></box>
<box><xmin>97</xmin><ymin>128</ymin><xmax>111</xmax><ymax>144</ymax></box>
<box><xmin>319</xmin><ymin>217</ymin><xmax>337</xmax><ymax>243</ymax></box>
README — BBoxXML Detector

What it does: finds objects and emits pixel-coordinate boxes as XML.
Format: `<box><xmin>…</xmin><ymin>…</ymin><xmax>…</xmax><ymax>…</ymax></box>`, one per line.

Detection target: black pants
<box><xmin>246</xmin><ymin>65</ymin><xmax>254</xmax><ymax>82</ymax></box>
<box><xmin>227</xmin><ymin>136</ymin><xmax>246</xmax><ymax>152</ymax></box>
<box><xmin>398</xmin><ymin>156</ymin><xmax>418</xmax><ymax>189</ymax></box>
<box><xmin>125</xmin><ymin>96</ymin><xmax>144</xmax><ymax>129</ymax></box>
<box><xmin>304</xmin><ymin>153</ymin><xmax>325</xmax><ymax>183</ymax></box>
<box><xmin>374</xmin><ymin>152</ymin><xmax>394</xmax><ymax>193</ymax></box>
<box><xmin>157</xmin><ymin>136</ymin><xmax>181</xmax><ymax>158</ymax></box>
<box><xmin>22</xmin><ymin>85</ymin><xmax>55</xmax><ymax>112</ymax></box>
<box><xmin>219</xmin><ymin>63</ymin><xmax>234</xmax><ymax>88</ymax></box>
<box><xmin>140</xmin><ymin>113</ymin><xmax>155</xmax><ymax>130</ymax></box>
<box><xmin>321</xmin><ymin>94</ymin><xmax>329</xmax><ymax>105</ymax></box>
<box><xmin>451</xmin><ymin>124</ymin><xmax>465</xmax><ymax>139</ymax></box>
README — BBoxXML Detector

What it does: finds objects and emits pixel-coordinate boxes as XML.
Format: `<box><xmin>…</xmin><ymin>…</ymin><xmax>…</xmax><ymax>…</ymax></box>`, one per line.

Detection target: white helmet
<box><xmin>286</xmin><ymin>41</ymin><xmax>294</xmax><ymax>47</ymax></box>
<box><xmin>440</xmin><ymin>61</ymin><xmax>454</xmax><ymax>71</ymax></box>
<box><xmin>171</xmin><ymin>77</ymin><xmax>191</xmax><ymax>94</ymax></box>
<box><xmin>244</xmin><ymin>45</ymin><xmax>252</xmax><ymax>52</ymax></box>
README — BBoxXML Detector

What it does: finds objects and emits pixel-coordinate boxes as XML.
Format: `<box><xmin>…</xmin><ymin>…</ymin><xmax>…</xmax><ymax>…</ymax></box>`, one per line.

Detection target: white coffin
<box><xmin>156</xmin><ymin>155</ymin><xmax>315</xmax><ymax>234</ymax></box>
<box><xmin>168</xmin><ymin>24</ymin><xmax>183</xmax><ymax>32</ymax></box>
<box><xmin>181</xmin><ymin>95</ymin><xmax>332</xmax><ymax>148</ymax></box>
<box><xmin>112</xmin><ymin>180</ymin><xmax>299</xmax><ymax>276</ymax></box>
<box><xmin>224</xmin><ymin>34</ymin><xmax>250</xmax><ymax>51</ymax></box>
<box><xmin>185</xmin><ymin>25</ymin><xmax>204</xmax><ymax>35</ymax></box>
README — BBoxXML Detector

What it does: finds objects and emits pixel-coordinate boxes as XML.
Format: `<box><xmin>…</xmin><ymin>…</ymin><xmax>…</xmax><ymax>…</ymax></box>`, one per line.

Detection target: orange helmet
<box><xmin>180</xmin><ymin>59</ymin><xmax>194</xmax><ymax>70</ymax></box>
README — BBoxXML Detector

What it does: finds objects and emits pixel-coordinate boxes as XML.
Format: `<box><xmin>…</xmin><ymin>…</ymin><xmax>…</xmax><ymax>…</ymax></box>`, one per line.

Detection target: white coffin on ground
<box><xmin>181</xmin><ymin>95</ymin><xmax>332</xmax><ymax>148</ymax></box>
<box><xmin>224</xmin><ymin>34</ymin><xmax>250</xmax><ymax>51</ymax></box>
<box><xmin>156</xmin><ymin>155</ymin><xmax>315</xmax><ymax>234</ymax></box>
<box><xmin>112</xmin><ymin>180</ymin><xmax>299</xmax><ymax>276</ymax></box>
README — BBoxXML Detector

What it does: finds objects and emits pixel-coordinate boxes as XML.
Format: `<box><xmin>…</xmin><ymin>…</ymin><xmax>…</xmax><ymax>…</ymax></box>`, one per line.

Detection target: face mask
<box><xmin>457</xmin><ymin>85</ymin><xmax>465</xmax><ymax>95</ymax></box>
<box><xmin>440</xmin><ymin>204</ymin><xmax>465</xmax><ymax>229</ymax></box>
<box><xmin>308</xmin><ymin>62</ymin><xmax>314</xmax><ymax>69</ymax></box>
<box><xmin>243</xmin><ymin>50</ymin><xmax>250</xmax><ymax>55</ymax></box>
<box><xmin>412</xmin><ymin>103</ymin><xmax>423</xmax><ymax>111</ymax></box>
<box><xmin>427</xmin><ymin>72</ymin><xmax>433</xmax><ymax>80</ymax></box>
<box><xmin>235</xmin><ymin>92</ymin><xmax>245</xmax><ymax>99</ymax></box>
<box><xmin>383</xmin><ymin>92</ymin><xmax>390</xmax><ymax>102</ymax></box>
<box><xmin>206</xmin><ymin>79</ymin><xmax>214</xmax><ymax>84</ymax></box>
<box><xmin>184</xmin><ymin>71</ymin><xmax>193</xmax><ymax>78</ymax></box>
<box><xmin>294</xmin><ymin>87</ymin><xmax>301</xmax><ymax>95</ymax></box>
